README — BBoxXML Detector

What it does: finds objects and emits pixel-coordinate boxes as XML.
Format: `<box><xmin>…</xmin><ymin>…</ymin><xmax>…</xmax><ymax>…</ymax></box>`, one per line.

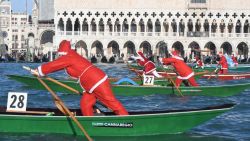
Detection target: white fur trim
<box><xmin>78</xmin><ymin>65</ymin><xmax>93</xmax><ymax>78</ymax></box>
<box><xmin>152</xmin><ymin>70</ymin><xmax>163</xmax><ymax>78</ymax></box>
<box><xmin>132</xmin><ymin>56</ymin><xmax>144</xmax><ymax>61</ymax></box>
<box><xmin>177</xmin><ymin>72</ymin><xmax>194</xmax><ymax>80</ymax></box>
<box><xmin>145</xmin><ymin>68</ymin><xmax>156</xmax><ymax>74</ymax></box>
<box><xmin>58</xmin><ymin>52</ymin><xmax>67</xmax><ymax>55</ymax></box>
<box><xmin>38</xmin><ymin>66</ymin><xmax>45</xmax><ymax>76</ymax></box>
<box><xmin>89</xmin><ymin>75</ymin><xmax>108</xmax><ymax>93</ymax></box>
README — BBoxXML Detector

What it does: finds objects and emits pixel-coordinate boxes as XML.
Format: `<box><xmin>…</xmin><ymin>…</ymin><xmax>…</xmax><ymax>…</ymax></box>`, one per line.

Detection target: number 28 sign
<box><xmin>7</xmin><ymin>92</ymin><xmax>28</xmax><ymax>111</ymax></box>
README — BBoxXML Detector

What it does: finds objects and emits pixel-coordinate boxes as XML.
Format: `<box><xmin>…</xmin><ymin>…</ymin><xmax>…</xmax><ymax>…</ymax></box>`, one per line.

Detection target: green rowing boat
<box><xmin>0</xmin><ymin>104</ymin><xmax>234</xmax><ymax>136</ymax></box>
<box><xmin>7</xmin><ymin>75</ymin><xmax>250</xmax><ymax>97</ymax></box>
<box><xmin>129</xmin><ymin>64</ymin><xmax>250</xmax><ymax>72</ymax></box>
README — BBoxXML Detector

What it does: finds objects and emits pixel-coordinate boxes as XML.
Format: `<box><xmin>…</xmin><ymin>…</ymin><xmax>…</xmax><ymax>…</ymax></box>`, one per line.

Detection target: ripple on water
<box><xmin>0</xmin><ymin>63</ymin><xmax>250</xmax><ymax>141</ymax></box>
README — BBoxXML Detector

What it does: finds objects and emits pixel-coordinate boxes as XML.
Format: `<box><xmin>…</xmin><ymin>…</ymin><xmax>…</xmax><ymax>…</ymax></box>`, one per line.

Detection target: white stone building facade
<box><xmin>54</xmin><ymin>0</ymin><xmax>250</xmax><ymax>62</ymax></box>
<box><xmin>0</xmin><ymin>0</ymin><xmax>11</xmax><ymax>57</ymax></box>
<box><xmin>0</xmin><ymin>0</ymin><xmax>55</xmax><ymax>61</ymax></box>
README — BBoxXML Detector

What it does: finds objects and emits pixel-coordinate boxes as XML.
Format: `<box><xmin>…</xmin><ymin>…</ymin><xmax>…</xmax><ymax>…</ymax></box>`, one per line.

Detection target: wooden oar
<box><xmin>23</xmin><ymin>66</ymin><xmax>105</xmax><ymax>113</ymax></box>
<box><xmin>207</xmin><ymin>67</ymin><xmax>220</xmax><ymax>80</ymax></box>
<box><xmin>194</xmin><ymin>70</ymin><xmax>210</xmax><ymax>76</ymax></box>
<box><xmin>37</xmin><ymin>77</ymin><xmax>93</xmax><ymax>140</ymax></box>
<box><xmin>23</xmin><ymin>66</ymin><xmax>81</xmax><ymax>94</ymax></box>
<box><xmin>7</xmin><ymin>110</ymin><xmax>53</xmax><ymax>115</ymax></box>
<box><xmin>23</xmin><ymin>67</ymin><xmax>93</xmax><ymax>141</ymax></box>
<box><xmin>164</xmin><ymin>72</ymin><xmax>183</xmax><ymax>97</ymax></box>
<box><xmin>159</xmin><ymin>64</ymin><xmax>183</xmax><ymax>97</ymax></box>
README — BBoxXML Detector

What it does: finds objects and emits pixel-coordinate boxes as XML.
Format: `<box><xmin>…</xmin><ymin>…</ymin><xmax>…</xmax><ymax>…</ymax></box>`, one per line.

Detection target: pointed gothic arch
<box><xmin>204</xmin><ymin>42</ymin><xmax>217</xmax><ymax>55</ymax></box>
<box><xmin>57</xmin><ymin>18</ymin><xmax>64</xmax><ymax>31</ymax></box>
<box><xmin>188</xmin><ymin>41</ymin><xmax>200</xmax><ymax>58</ymax></box>
<box><xmin>156</xmin><ymin>41</ymin><xmax>168</xmax><ymax>57</ymax></box>
<box><xmin>107</xmin><ymin>41</ymin><xmax>120</xmax><ymax>57</ymax></box>
<box><xmin>172</xmin><ymin>41</ymin><xmax>184</xmax><ymax>57</ymax></box>
<box><xmin>91</xmin><ymin>40</ymin><xmax>104</xmax><ymax>57</ymax></box>
<box><xmin>139</xmin><ymin>41</ymin><xmax>152</xmax><ymax>56</ymax></box>
<box><xmin>237</xmin><ymin>42</ymin><xmax>248</xmax><ymax>59</ymax></box>
<box><xmin>124</xmin><ymin>41</ymin><xmax>136</xmax><ymax>56</ymax></box>
<box><xmin>221</xmin><ymin>42</ymin><xmax>232</xmax><ymax>55</ymax></box>
<box><xmin>75</xmin><ymin>40</ymin><xmax>88</xmax><ymax>58</ymax></box>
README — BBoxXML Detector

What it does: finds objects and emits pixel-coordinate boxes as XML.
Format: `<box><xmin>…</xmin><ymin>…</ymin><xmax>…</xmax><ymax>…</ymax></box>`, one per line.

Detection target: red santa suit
<box><xmin>160</xmin><ymin>51</ymin><xmax>199</xmax><ymax>87</ymax></box>
<box><xmin>231</xmin><ymin>54</ymin><xmax>238</xmax><ymax>67</ymax></box>
<box><xmin>195</xmin><ymin>56</ymin><xmax>204</xmax><ymax>69</ymax></box>
<box><xmin>218</xmin><ymin>52</ymin><xmax>228</xmax><ymax>74</ymax></box>
<box><xmin>132</xmin><ymin>51</ymin><xmax>162</xmax><ymax>78</ymax></box>
<box><xmin>37</xmin><ymin>40</ymin><xmax>128</xmax><ymax>116</ymax></box>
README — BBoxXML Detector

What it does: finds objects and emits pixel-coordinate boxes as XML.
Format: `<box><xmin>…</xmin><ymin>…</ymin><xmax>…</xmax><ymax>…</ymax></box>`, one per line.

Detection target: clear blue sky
<box><xmin>11</xmin><ymin>0</ymin><xmax>33</xmax><ymax>14</ymax></box>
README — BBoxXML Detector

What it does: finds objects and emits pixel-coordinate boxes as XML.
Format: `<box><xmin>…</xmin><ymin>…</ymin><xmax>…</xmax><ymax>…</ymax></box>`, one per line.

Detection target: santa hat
<box><xmin>218</xmin><ymin>51</ymin><xmax>223</xmax><ymax>56</ymax></box>
<box><xmin>170</xmin><ymin>50</ymin><xmax>184</xmax><ymax>61</ymax></box>
<box><xmin>58</xmin><ymin>40</ymin><xmax>71</xmax><ymax>55</ymax></box>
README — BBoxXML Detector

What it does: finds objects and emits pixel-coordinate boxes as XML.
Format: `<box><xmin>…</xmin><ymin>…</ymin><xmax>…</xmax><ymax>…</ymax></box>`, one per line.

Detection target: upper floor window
<box><xmin>191</xmin><ymin>0</ymin><xmax>206</xmax><ymax>3</ymax></box>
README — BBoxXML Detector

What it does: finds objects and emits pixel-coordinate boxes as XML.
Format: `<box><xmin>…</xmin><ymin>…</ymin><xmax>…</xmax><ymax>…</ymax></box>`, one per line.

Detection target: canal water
<box><xmin>0</xmin><ymin>63</ymin><xmax>250</xmax><ymax>141</ymax></box>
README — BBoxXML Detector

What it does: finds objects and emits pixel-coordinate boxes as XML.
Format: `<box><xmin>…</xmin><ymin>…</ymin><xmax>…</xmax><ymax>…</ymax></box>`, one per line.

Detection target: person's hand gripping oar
<box><xmin>23</xmin><ymin>66</ymin><xmax>93</xmax><ymax>141</ymax></box>
<box><xmin>158</xmin><ymin>58</ymin><xmax>183</xmax><ymax>97</ymax></box>
<box><xmin>207</xmin><ymin>65</ymin><xmax>220</xmax><ymax>80</ymax></box>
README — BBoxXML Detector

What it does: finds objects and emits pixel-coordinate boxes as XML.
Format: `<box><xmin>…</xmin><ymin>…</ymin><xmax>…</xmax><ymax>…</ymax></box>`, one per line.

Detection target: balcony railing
<box><xmin>57</xmin><ymin>30</ymin><xmax>250</xmax><ymax>38</ymax></box>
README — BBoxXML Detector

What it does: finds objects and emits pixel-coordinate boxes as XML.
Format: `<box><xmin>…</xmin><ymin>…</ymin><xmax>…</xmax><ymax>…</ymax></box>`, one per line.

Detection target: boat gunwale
<box><xmin>7</xmin><ymin>74</ymin><xmax>250</xmax><ymax>88</ymax></box>
<box><xmin>0</xmin><ymin>104</ymin><xmax>235</xmax><ymax>118</ymax></box>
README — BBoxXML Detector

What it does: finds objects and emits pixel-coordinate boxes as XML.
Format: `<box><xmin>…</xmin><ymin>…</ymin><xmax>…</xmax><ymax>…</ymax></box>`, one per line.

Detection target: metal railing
<box><xmin>57</xmin><ymin>30</ymin><xmax>250</xmax><ymax>38</ymax></box>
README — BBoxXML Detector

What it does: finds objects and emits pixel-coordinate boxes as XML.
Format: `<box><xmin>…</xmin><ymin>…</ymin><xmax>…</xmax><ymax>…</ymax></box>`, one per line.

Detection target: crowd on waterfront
<box><xmin>1</xmin><ymin>51</ymin><xmax>250</xmax><ymax>65</ymax></box>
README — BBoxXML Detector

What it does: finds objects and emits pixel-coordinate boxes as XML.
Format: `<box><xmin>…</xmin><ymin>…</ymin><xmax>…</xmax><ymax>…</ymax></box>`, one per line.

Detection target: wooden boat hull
<box><xmin>129</xmin><ymin>64</ymin><xmax>250</xmax><ymax>72</ymax></box>
<box><xmin>130</xmin><ymin>69</ymin><xmax>205</xmax><ymax>79</ymax></box>
<box><xmin>0</xmin><ymin>104</ymin><xmax>234</xmax><ymax>136</ymax></box>
<box><xmin>7</xmin><ymin>75</ymin><xmax>250</xmax><ymax>97</ymax></box>
<box><xmin>201</xmin><ymin>73</ymin><xmax>250</xmax><ymax>80</ymax></box>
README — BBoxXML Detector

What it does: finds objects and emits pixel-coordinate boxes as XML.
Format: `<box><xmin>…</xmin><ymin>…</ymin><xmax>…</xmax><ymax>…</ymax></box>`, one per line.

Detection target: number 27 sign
<box><xmin>7</xmin><ymin>92</ymin><xmax>28</xmax><ymax>111</ymax></box>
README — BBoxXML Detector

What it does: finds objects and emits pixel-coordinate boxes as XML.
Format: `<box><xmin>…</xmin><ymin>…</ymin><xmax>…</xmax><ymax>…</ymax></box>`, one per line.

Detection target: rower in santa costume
<box><xmin>36</xmin><ymin>40</ymin><xmax>128</xmax><ymax>116</ymax></box>
<box><xmin>159</xmin><ymin>50</ymin><xmax>199</xmax><ymax>87</ymax></box>
<box><xmin>131</xmin><ymin>51</ymin><xmax>162</xmax><ymax>78</ymax></box>
<box><xmin>231</xmin><ymin>52</ymin><xmax>238</xmax><ymax>67</ymax></box>
<box><xmin>217</xmin><ymin>52</ymin><xmax>228</xmax><ymax>74</ymax></box>
<box><xmin>195</xmin><ymin>56</ymin><xmax>204</xmax><ymax>69</ymax></box>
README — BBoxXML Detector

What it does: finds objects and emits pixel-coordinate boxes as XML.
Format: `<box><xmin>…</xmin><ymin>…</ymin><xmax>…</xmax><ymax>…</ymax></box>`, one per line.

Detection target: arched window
<box><xmin>131</xmin><ymin>19</ymin><xmax>137</xmax><ymax>32</ymax></box>
<box><xmin>99</xmin><ymin>18</ymin><xmax>104</xmax><ymax>32</ymax></box>
<box><xmin>139</xmin><ymin>19</ymin><xmax>145</xmax><ymax>32</ymax></box>
<box><xmin>235</xmin><ymin>20</ymin><xmax>241</xmax><ymax>33</ymax></box>
<box><xmin>82</xmin><ymin>18</ymin><xmax>88</xmax><ymax>32</ymax></box>
<box><xmin>114</xmin><ymin>19</ymin><xmax>120</xmax><ymax>32</ymax></box>
<box><xmin>122</xmin><ymin>19</ymin><xmax>128</xmax><ymax>32</ymax></box>
<box><xmin>91</xmin><ymin>18</ymin><xmax>97</xmax><ymax>32</ymax></box>
<box><xmin>155</xmin><ymin>19</ymin><xmax>161</xmax><ymax>32</ymax></box>
<box><xmin>57</xmin><ymin>18</ymin><xmax>64</xmax><ymax>31</ymax></box>
<box><xmin>211</xmin><ymin>19</ymin><xmax>217</xmax><ymax>33</ymax></box>
<box><xmin>171</xmin><ymin>19</ymin><xmax>177</xmax><ymax>32</ymax></box>
<box><xmin>219</xmin><ymin>19</ymin><xmax>225</xmax><ymax>33</ymax></box>
<box><xmin>66</xmin><ymin>18</ymin><xmax>72</xmax><ymax>31</ymax></box>
<box><xmin>187</xmin><ymin>19</ymin><xmax>193</xmax><ymax>32</ymax></box>
<box><xmin>147</xmin><ymin>19</ymin><xmax>153</xmax><ymax>32</ymax></box>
